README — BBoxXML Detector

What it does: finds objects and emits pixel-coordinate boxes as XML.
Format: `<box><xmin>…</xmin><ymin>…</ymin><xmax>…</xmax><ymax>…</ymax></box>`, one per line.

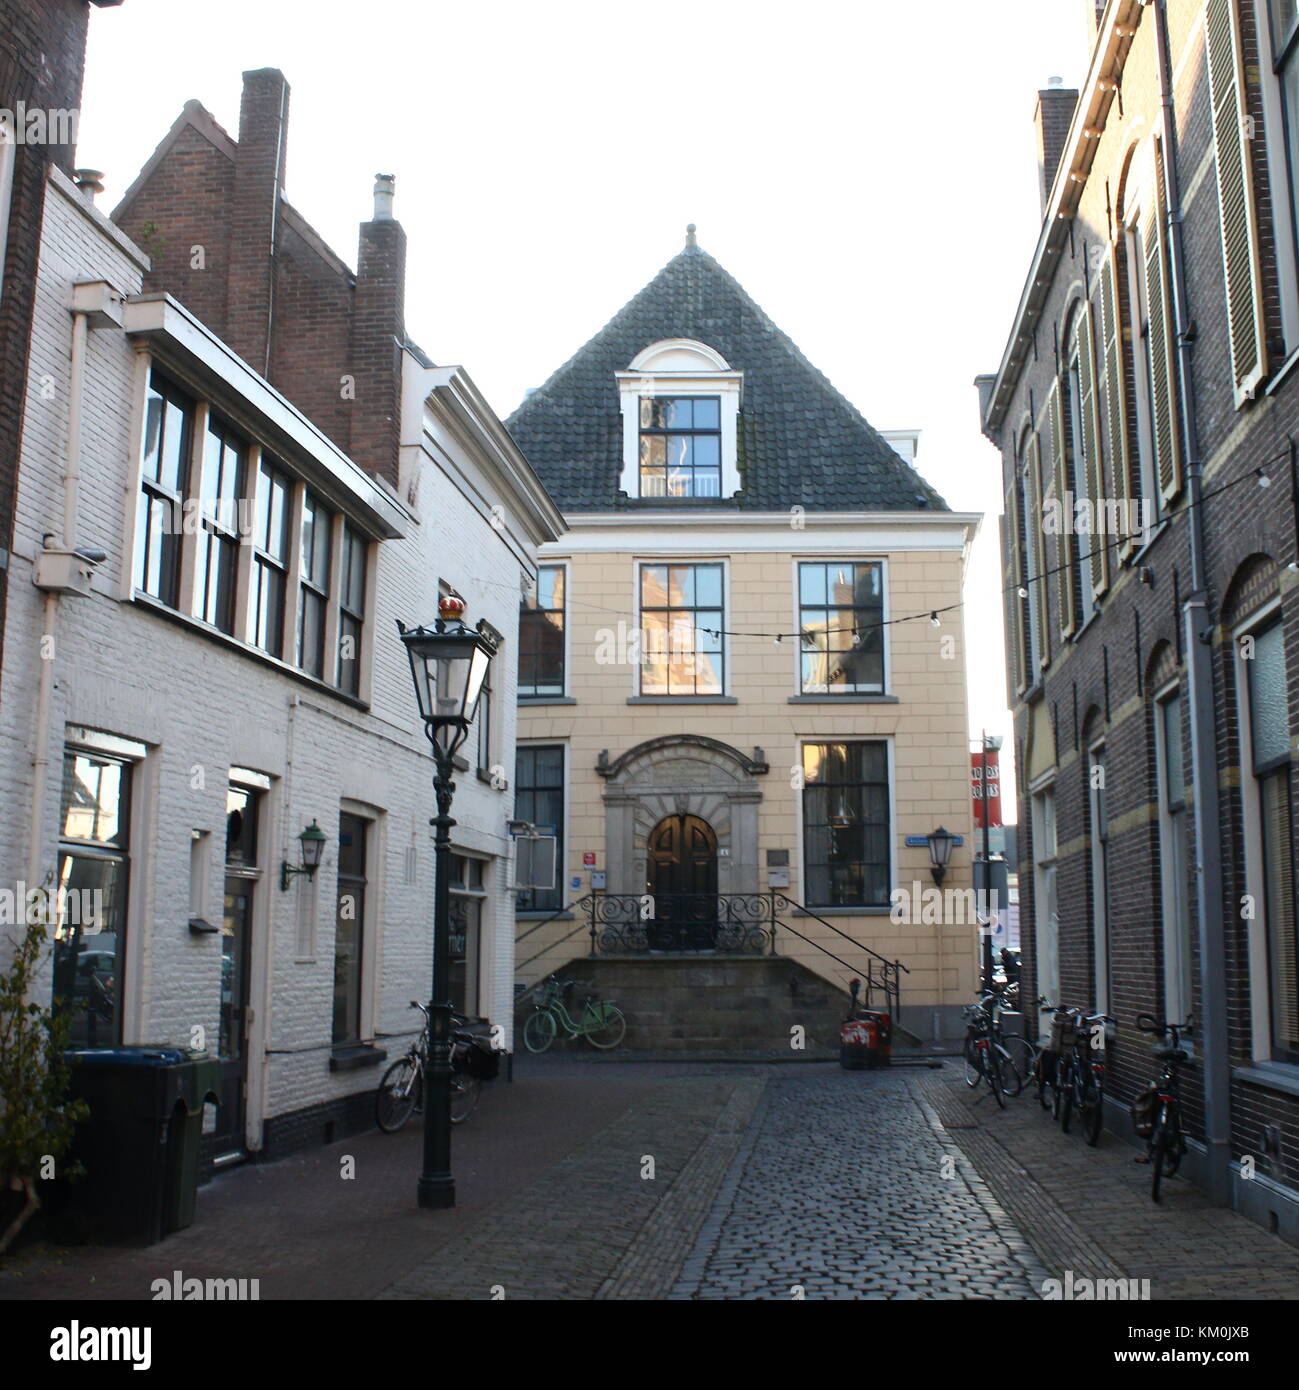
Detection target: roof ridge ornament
<box><xmin>685</xmin><ymin>222</ymin><xmax>697</xmax><ymax>248</ymax></box>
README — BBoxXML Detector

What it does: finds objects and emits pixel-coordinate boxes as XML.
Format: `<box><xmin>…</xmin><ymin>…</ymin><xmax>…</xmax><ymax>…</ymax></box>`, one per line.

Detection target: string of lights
<box><xmin>469</xmin><ymin>448</ymin><xmax>1290</xmax><ymax>646</ymax></box>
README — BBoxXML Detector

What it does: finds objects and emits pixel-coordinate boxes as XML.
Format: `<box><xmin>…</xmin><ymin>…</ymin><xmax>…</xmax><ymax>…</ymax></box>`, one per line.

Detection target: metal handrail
<box><xmin>514</xmin><ymin>889</ymin><xmax>909</xmax><ymax>1025</ymax></box>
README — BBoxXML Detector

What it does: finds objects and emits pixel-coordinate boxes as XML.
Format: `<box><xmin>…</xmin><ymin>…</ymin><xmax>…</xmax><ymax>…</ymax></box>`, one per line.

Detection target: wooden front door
<box><xmin>647</xmin><ymin>814</ymin><xmax>719</xmax><ymax>949</ymax></box>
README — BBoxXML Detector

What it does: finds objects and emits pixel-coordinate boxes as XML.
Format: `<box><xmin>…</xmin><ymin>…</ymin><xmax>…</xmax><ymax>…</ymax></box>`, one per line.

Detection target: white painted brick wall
<box><xmin>0</xmin><ymin>171</ymin><xmax>539</xmax><ymax>1147</ymax></box>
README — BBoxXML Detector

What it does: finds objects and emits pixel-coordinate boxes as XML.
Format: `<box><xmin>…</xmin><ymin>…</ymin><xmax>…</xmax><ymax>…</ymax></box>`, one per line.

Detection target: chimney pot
<box><xmin>74</xmin><ymin>169</ymin><xmax>105</xmax><ymax>203</ymax></box>
<box><xmin>372</xmin><ymin>174</ymin><xmax>395</xmax><ymax>221</ymax></box>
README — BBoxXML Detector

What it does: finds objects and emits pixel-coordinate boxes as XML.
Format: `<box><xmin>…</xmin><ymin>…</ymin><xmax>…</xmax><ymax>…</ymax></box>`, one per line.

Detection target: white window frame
<box><xmin>1031</xmin><ymin>780</ymin><xmax>1060</xmax><ymax>1036</ymax></box>
<box><xmin>519</xmin><ymin>560</ymin><xmax>570</xmax><ymax>700</ymax></box>
<box><xmin>789</xmin><ymin>556</ymin><xmax>890</xmax><ymax>697</ymax></box>
<box><xmin>633</xmin><ymin>558</ymin><xmax>729</xmax><ymax>699</ymax></box>
<box><xmin>337</xmin><ymin>799</ymin><xmax>385</xmax><ymax>1047</ymax></box>
<box><xmin>1153</xmin><ymin>681</ymin><xmax>1193</xmax><ymax>1029</ymax></box>
<box><xmin>794</xmin><ymin>736</ymin><xmax>896</xmax><ymax>912</ymax></box>
<box><xmin>124</xmin><ymin>353</ymin><xmax>378</xmax><ymax>698</ymax></box>
<box><xmin>1123</xmin><ymin>210</ymin><xmax>1163</xmax><ymax>543</ymax></box>
<box><xmin>1255</xmin><ymin>0</ymin><xmax>1299</xmax><ymax>356</ymax></box>
<box><xmin>616</xmin><ymin>340</ymin><xmax>743</xmax><ymax>499</ymax></box>
<box><xmin>1087</xmin><ymin>740</ymin><xmax>1109</xmax><ymax>1014</ymax></box>
<box><xmin>1066</xmin><ymin>329</ymin><xmax>1096</xmax><ymax>627</ymax></box>
<box><xmin>1232</xmin><ymin>598</ymin><xmax>1293</xmax><ymax>1064</ymax></box>
<box><xmin>515</xmin><ymin>740</ymin><xmax>569</xmax><ymax>913</ymax></box>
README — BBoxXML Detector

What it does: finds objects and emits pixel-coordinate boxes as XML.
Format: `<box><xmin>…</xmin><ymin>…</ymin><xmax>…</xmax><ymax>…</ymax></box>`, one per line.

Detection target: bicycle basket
<box><xmin>1131</xmin><ymin>1085</ymin><xmax>1158</xmax><ymax>1139</ymax></box>
<box><xmin>1048</xmin><ymin>1013</ymin><xmax>1077</xmax><ymax>1054</ymax></box>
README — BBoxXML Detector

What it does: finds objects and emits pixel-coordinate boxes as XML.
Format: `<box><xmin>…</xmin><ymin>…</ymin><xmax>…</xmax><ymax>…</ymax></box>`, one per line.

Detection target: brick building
<box><xmin>1</xmin><ymin>2</ymin><xmax>122</xmax><ymax>689</ymax></box>
<box><xmin>979</xmin><ymin>0</ymin><xmax>1299</xmax><ymax>1240</ymax></box>
<box><xmin>508</xmin><ymin>231</ymin><xmax>981</xmax><ymax>1043</ymax></box>
<box><xmin>0</xmin><ymin>65</ymin><xmax>561</xmax><ymax>1171</ymax></box>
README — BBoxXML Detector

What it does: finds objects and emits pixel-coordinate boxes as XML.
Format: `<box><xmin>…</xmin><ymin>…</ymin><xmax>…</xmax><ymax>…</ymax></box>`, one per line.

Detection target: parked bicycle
<box><xmin>522</xmin><ymin>975</ymin><xmax>626</xmax><ymax>1053</ymax></box>
<box><xmin>1133</xmin><ymin>1013</ymin><xmax>1192</xmax><ymax>1201</ymax></box>
<box><xmin>1058</xmin><ymin>1009</ymin><xmax>1115</xmax><ymax>1145</ymax></box>
<box><xmin>962</xmin><ymin>991</ymin><xmax>1024</xmax><ymax>1107</ymax></box>
<box><xmin>375</xmin><ymin>1001</ymin><xmax>496</xmax><ymax>1132</ymax></box>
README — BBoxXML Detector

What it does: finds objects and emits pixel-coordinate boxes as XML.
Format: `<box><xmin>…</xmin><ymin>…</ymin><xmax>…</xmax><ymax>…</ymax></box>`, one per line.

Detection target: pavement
<box><xmin>4</xmin><ymin>1054</ymin><xmax>1299</xmax><ymax>1301</ymax></box>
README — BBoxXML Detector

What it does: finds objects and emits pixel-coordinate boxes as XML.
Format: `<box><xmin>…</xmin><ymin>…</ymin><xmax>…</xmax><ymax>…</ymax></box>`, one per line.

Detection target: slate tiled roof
<box><xmin>505</xmin><ymin>239</ymin><xmax>948</xmax><ymax>513</ymax></box>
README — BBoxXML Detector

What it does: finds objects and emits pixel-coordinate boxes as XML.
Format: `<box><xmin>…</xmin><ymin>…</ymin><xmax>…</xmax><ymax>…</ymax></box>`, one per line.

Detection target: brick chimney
<box><xmin>227</xmin><ymin>68</ymin><xmax>289</xmax><ymax>375</ymax></box>
<box><xmin>350</xmin><ymin>175</ymin><xmax>407</xmax><ymax>491</ymax></box>
<box><xmin>1034</xmin><ymin>77</ymin><xmax>1079</xmax><ymax>216</ymax></box>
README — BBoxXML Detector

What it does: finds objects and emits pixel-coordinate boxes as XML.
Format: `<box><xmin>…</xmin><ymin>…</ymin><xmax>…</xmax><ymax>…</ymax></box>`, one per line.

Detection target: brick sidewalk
<box><xmin>0</xmin><ymin>1064</ymin><xmax>669</xmax><ymax>1301</ymax></box>
<box><xmin>920</xmin><ymin>1068</ymin><xmax>1299</xmax><ymax>1299</ymax></box>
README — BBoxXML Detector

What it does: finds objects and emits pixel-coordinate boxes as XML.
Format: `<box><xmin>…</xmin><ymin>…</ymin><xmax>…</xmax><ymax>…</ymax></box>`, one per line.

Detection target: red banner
<box><xmin>971</xmin><ymin>750</ymin><xmax>1002</xmax><ymax>829</ymax></box>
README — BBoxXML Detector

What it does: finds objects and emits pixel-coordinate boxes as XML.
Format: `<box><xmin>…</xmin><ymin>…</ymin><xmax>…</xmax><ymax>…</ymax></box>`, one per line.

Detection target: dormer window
<box><xmin>617</xmin><ymin>339</ymin><xmax>742</xmax><ymax>499</ymax></box>
<box><xmin>639</xmin><ymin>396</ymin><xmax>721</xmax><ymax>497</ymax></box>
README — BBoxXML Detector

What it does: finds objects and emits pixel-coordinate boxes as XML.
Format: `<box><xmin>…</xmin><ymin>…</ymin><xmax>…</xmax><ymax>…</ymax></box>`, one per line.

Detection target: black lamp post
<box><xmin>398</xmin><ymin>595</ymin><xmax>499</xmax><ymax>1210</ymax></box>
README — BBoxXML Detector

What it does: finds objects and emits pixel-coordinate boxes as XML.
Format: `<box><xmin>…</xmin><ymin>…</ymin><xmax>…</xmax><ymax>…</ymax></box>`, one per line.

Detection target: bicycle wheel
<box><xmin>963</xmin><ymin>1036</ymin><xmax>983</xmax><ymax>1087</ymax></box>
<box><xmin>1161</xmin><ymin>1108</ymin><xmax>1185</xmax><ymax>1178</ymax></box>
<box><xmin>990</xmin><ymin>1051</ymin><xmax>1007</xmax><ymax>1109</ymax></box>
<box><xmin>584</xmin><ymin>1004</ymin><xmax>627</xmax><ymax>1050</ymax></box>
<box><xmin>1002</xmin><ymin>1035</ymin><xmax>1036</xmax><ymax>1090</ymax></box>
<box><xmin>994</xmin><ymin>1044</ymin><xmax>1025</xmax><ymax>1098</ymax></box>
<box><xmin>523</xmin><ymin>1009</ymin><xmax>557</xmax><ymax>1053</ymax></box>
<box><xmin>1053</xmin><ymin>1057</ymin><xmax>1071</xmax><ymax>1124</ymax></box>
<box><xmin>376</xmin><ymin>1056</ymin><xmax>421</xmax><ymax>1133</ymax></box>
<box><xmin>449</xmin><ymin>1072</ymin><xmax>481</xmax><ymax>1124</ymax></box>
<box><xmin>1151</xmin><ymin>1129</ymin><xmax>1170</xmax><ymax>1202</ymax></box>
<box><xmin>1035</xmin><ymin>1051</ymin><xmax>1054</xmax><ymax>1111</ymax></box>
<box><xmin>1060</xmin><ymin>1063</ymin><xmax>1078</xmax><ymax>1133</ymax></box>
<box><xmin>1081</xmin><ymin>1073</ymin><xmax>1104</xmax><ymax>1146</ymax></box>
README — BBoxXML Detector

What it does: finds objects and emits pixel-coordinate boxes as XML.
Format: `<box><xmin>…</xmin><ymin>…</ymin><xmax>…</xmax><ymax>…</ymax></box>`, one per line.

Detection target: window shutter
<box><xmin>1142</xmin><ymin>141</ymin><xmax>1183</xmax><ymax>505</ymax></box>
<box><xmin>1205</xmin><ymin>0</ymin><xmax>1268</xmax><ymax>404</ymax></box>
<box><xmin>1047</xmin><ymin>380</ymin><xmax>1076</xmax><ymax>639</ymax></box>
<box><xmin>1007</xmin><ymin>478</ymin><xmax>1028</xmax><ymax>693</ymax></box>
<box><xmin>1098</xmin><ymin>248</ymin><xmax>1133</xmax><ymax>560</ymax></box>
<box><xmin>1077</xmin><ymin>301</ymin><xmax>1108</xmax><ymax>597</ymax></box>
<box><xmin>1027</xmin><ymin>431</ymin><xmax>1051</xmax><ymax>671</ymax></box>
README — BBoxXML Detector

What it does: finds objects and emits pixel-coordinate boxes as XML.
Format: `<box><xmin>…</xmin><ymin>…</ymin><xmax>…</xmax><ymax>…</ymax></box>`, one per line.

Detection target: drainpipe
<box><xmin>26</xmin><ymin>305</ymin><xmax>89</xmax><ymax>892</ymax></box>
<box><xmin>1150</xmin><ymin>0</ymin><xmax>1231</xmax><ymax>1205</ymax></box>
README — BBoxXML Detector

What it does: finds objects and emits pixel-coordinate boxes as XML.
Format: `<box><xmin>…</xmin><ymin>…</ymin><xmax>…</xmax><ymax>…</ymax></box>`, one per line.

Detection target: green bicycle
<box><xmin>523</xmin><ymin>975</ymin><xmax>627</xmax><ymax>1052</ymax></box>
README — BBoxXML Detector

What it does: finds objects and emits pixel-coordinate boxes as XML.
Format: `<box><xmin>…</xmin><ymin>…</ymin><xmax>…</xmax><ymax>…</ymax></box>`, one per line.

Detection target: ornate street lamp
<box><xmin>926</xmin><ymin>825</ymin><xmax>956</xmax><ymax>887</ymax></box>
<box><xmin>280</xmin><ymin>819</ymin><xmax>328</xmax><ymax>890</ymax></box>
<box><xmin>397</xmin><ymin>595</ymin><xmax>499</xmax><ymax>1210</ymax></box>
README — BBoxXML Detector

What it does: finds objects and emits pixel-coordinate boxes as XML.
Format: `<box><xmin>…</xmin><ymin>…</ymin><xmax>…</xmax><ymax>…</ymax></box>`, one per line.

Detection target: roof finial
<box><xmin>685</xmin><ymin>222</ymin><xmax>697</xmax><ymax>248</ymax></box>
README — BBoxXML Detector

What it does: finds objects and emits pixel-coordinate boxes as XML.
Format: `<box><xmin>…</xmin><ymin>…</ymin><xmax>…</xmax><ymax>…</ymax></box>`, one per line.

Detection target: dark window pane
<box><xmin>333</xmin><ymin>814</ymin><xmax>367</xmax><ymax>1044</ymax></box>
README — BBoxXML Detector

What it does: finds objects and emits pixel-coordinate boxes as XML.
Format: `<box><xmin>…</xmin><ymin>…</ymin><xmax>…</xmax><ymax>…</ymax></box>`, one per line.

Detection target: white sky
<box><xmin>80</xmin><ymin>0</ymin><xmax>1092</xmax><ymax>820</ymax></box>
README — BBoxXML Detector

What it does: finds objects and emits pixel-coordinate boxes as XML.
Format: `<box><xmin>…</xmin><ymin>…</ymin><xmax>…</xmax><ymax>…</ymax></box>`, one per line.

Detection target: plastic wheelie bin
<box><xmin>166</xmin><ymin>1051</ymin><xmax>221</xmax><ymax>1234</ymax></box>
<box><xmin>58</xmin><ymin>1047</ymin><xmax>202</xmax><ymax>1246</ymax></box>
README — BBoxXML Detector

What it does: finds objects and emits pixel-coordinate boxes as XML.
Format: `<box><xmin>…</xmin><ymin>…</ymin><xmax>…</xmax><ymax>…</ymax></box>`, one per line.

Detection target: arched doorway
<box><xmin>647</xmin><ymin>814</ymin><xmax>719</xmax><ymax>950</ymax></box>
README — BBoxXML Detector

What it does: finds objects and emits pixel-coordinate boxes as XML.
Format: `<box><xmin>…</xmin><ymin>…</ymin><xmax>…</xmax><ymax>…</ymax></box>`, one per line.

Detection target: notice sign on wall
<box><xmin>971</xmin><ymin>751</ymin><xmax>1002</xmax><ymax>829</ymax></box>
<box><xmin>583</xmin><ymin>851</ymin><xmax>596</xmax><ymax>867</ymax></box>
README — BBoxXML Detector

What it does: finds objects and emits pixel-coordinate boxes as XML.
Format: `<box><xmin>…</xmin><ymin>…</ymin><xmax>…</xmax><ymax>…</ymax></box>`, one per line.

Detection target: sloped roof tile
<box><xmin>506</xmin><ymin>242</ymin><xmax>947</xmax><ymax>513</ymax></box>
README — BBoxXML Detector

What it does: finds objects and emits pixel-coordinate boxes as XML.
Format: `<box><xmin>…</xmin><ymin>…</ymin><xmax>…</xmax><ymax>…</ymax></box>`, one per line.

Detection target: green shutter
<box><xmin>1077</xmin><ymin>300</ymin><xmax>1108</xmax><ymax>597</ymax></box>
<box><xmin>1143</xmin><ymin>141</ymin><xmax>1183</xmax><ymax>505</ymax></box>
<box><xmin>1027</xmin><ymin>431</ymin><xmax>1051</xmax><ymax>671</ymax></box>
<box><xmin>1047</xmin><ymin>380</ymin><xmax>1076</xmax><ymax>639</ymax></box>
<box><xmin>1098</xmin><ymin>249</ymin><xmax>1133</xmax><ymax>559</ymax></box>
<box><xmin>1205</xmin><ymin>0</ymin><xmax>1268</xmax><ymax>403</ymax></box>
<box><xmin>1007</xmin><ymin>478</ymin><xmax>1028</xmax><ymax>693</ymax></box>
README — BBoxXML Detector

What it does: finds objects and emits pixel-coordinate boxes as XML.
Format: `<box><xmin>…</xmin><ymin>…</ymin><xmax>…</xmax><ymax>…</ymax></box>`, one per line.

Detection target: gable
<box><xmin>507</xmin><ymin>243</ymin><xmax>948</xmax><ymax>514</ymax></box>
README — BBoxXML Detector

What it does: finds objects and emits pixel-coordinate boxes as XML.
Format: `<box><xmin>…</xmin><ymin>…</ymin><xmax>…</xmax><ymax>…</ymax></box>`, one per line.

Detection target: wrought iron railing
<box><xmin>563</xmin><ymin>891</ymin><xmax>907</xmax><ymax>1024</ymax></box>
<box><xmin>588</xmin><ymin>891</ymin><xmax>776</xmax><ymax>956</ymax></box>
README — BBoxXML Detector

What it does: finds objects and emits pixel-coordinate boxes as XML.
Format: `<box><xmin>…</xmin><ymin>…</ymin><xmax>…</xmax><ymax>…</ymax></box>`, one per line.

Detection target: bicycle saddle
<box><xmin>1152</xmin><ymin>1045</ymin><xmax>1189</xmax><ymax>1061</ymax></box>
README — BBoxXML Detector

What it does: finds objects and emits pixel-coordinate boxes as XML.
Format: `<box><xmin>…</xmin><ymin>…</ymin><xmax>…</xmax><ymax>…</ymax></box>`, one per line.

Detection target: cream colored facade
<box><xmin>516</xmin><ymin>510</ymin><xmax>982</xmax><ymax>1034</ymax></box>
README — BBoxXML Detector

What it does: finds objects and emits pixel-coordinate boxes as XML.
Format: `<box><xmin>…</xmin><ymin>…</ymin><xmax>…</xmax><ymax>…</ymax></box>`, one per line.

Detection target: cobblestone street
<box><xmin>5</xmin><ymin>1058</ymin><xmax>1299</xmax><ymax>1302</ymax></box>
<box><xmin>670</xmin><ymin>1071</ymin><xmax>1043</xmax><ymax>1299</ymax></box>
